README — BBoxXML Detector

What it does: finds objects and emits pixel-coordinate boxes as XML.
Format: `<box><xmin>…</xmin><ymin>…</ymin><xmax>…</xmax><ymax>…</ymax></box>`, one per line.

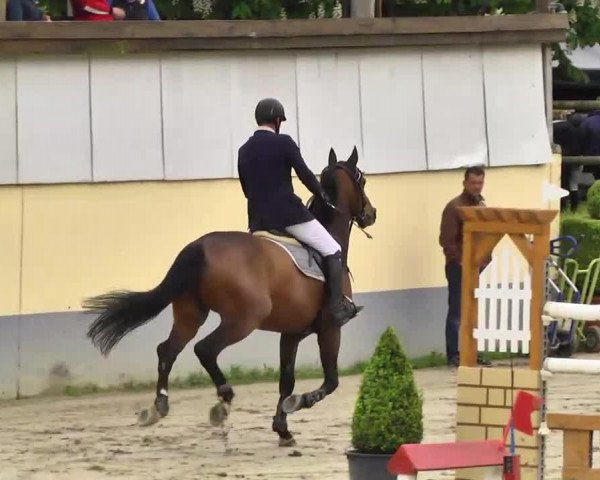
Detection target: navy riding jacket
<box><xmin>580</xmin><ymin>110</ymin><xmax>600</xmax><ymax>155</ymax></box>
<box><xmin>237</xmin><ymin>129</ymin><xmax>323</xmax><ymax>232</ymax></box>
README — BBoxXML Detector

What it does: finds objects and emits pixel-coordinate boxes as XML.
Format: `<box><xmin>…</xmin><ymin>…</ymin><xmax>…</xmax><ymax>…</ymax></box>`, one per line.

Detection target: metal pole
<box><xmin>543</xmin><ymin>45</ymin><xmax>554</xmax><ymax>145</ymax></box>
<box><xmin>351</xmin><ymin>0</ymin><xmax>375</xmax><ymax>18</ymax></box>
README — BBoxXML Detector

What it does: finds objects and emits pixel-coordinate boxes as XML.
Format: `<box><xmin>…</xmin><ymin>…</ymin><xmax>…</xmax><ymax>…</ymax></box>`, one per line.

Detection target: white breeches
<box><xmin>285</xmin><ymin>220</ymin><xmax>341</xmax><ymax>256</ymax></box>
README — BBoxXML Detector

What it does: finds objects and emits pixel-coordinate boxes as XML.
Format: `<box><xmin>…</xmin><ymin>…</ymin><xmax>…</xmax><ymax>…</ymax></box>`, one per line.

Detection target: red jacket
<box><xmin>70</xmin><ymin>0</ymin><xmax>113</xmax><ymax>20</ymax></box>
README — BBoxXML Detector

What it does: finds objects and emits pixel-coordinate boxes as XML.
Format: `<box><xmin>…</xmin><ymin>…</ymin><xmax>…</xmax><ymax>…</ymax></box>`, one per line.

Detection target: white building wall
<box><xmin>0</xmin><ymin>43</ymin><xmax>551</xmax><ymax>186</ymax></box>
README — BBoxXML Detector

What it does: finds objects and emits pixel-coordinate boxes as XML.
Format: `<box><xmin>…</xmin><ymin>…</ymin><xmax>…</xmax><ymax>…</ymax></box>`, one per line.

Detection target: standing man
<box><xmin>439</xmin><ymin>165</ymin><xmax>491</xmax><ymax>368</ymax></box>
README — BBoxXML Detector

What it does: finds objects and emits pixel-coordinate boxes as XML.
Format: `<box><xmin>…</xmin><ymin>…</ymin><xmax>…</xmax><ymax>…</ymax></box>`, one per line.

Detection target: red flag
<box><xmin>503</xmin><ymin>390</ymin><xmax>544</xmax><ymax>443</ymax></box>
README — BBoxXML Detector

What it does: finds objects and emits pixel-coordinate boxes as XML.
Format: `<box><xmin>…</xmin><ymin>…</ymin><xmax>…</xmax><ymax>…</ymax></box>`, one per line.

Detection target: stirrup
<box><xmin>344</xmin><ymin>295</ymin><xmax>362</xmax><ymax>312</ymax></box>
<box><xmin>329</xmin><ymin>297</ymin><xmax>363</xmax><ymax>327</ymax></box>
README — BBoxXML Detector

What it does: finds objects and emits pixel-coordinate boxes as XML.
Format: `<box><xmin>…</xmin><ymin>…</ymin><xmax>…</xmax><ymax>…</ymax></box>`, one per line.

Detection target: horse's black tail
<box><xmin>83</xmin><ymin>241</ymin><xmax>206</xmax><ymax>356</ymax></box>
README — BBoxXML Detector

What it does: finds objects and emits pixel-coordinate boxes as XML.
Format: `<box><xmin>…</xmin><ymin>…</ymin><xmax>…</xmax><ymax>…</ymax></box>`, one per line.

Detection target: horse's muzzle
<box><xmin>358</xmin><ymin>207</ymin><xmax>376</xmax><ymax>228</ymax></box>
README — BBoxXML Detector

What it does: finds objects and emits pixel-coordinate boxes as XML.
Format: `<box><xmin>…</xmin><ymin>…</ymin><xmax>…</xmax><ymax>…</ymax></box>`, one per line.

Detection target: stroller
<box><xmin>545</xmin><ymin>235</ymin><xmax>581</xmax><ymax>357</ymax></box>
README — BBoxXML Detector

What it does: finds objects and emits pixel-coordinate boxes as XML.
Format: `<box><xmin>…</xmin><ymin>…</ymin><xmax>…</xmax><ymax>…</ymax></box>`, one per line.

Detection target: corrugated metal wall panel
<box><xmin>5</xmin><ymin>45</ymin><xmax>551</xmax><ymax>185</ymax></box>
<box><xmin>90</xmin><ymin>55</ymin><xmax>163</xmax><ymax>182</ymax></box>
<box><xmin>0</xmin><ymin>58</ymin><xmax>17</xmax><ymax>185</ymax></box>
<box><xmin>17</xmin><ymin>55</ymin><xmax>91</xmax><ymax>184</ymax></box>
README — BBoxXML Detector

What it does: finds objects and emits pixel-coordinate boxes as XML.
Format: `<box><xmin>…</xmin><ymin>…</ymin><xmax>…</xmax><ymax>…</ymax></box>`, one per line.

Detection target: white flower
<box><xmin>280</xmin><ymin>7</ymin><xmax>287</xmax><ymax>19</ymax></box>
<box><xmin>192</xmin><ymin>0</ymin><xmax>212</xmax><ymax>17</ymax></box>
<box><xmin>317</xmin><ymin>2</ymin><xmax>326</xmax><ymax>18</ymax></box>
<box><xmin>569</xmin><ymin>8</ymin><xmax>577</xmax><ymax>22</ymax></box>
<box><xmin>332</xmin><ymin>0</ymin><xmax>342</xmax><ymax>17</ymax></box>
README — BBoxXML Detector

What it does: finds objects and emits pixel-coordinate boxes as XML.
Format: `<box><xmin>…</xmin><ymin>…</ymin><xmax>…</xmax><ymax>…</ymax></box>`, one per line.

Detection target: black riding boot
<box><xmin>323</xmin><ymin>251</ymin><xmax>363</xmax><ymax>327</ymax></box>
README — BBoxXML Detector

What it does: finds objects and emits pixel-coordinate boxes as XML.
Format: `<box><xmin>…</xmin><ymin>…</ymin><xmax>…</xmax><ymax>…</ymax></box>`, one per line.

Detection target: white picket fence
<box><xmin>473</xmin><ymin>243</ymin><xmax>532</xmax><ymax>354</ymax></box>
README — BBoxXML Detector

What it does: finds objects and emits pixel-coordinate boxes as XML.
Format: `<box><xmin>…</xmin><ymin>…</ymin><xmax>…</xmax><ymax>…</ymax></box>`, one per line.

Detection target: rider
<box><xmin>237</xmin><ymin>97</ymin><xmax>362</xmax><ymax>327</ymax></box>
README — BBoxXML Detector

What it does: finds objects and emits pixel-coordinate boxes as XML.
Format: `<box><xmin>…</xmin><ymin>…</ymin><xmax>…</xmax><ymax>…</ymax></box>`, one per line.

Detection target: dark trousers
<box><xmin>445</xmin><ymin>262</ymin><xmax>462</xmax><ymax>362</ymax></box>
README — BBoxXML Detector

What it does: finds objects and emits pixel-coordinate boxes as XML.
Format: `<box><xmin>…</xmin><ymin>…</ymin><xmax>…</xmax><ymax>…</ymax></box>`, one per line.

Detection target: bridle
<box><xmin>321</xmin><ymin>163</ymin><xmax>373</xmax><ymax>239</ymax></box>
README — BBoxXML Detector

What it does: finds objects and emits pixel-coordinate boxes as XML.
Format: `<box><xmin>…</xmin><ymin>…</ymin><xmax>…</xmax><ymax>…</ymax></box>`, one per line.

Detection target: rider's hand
<box><xmin>321</xmin><ymin>191</ymin><xmax>333</xmax><ymax>207</ymax></box>
<box><xmin>111</xmin><ymin>6</ymin><xmax>126</xmax><ymax>19</ymax></box>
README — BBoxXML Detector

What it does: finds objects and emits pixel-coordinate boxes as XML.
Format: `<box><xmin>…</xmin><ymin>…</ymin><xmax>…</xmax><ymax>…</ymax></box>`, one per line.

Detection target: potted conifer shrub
<box><xmin>346</xmin><ymin>327</ymin><xmax>424</xmax><ymax>480</ymax></box>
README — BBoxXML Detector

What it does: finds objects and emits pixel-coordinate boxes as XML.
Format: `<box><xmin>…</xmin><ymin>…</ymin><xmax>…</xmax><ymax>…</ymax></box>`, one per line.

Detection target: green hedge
<box><xmin>588</xmin><ymin>180</ymin><xmax>600</xmax><ymax>220</ymax></box>
<box><xmin>40</xmin><ymin>0</ymin><xmax>345</xmax><ymax>20</ymax></box>
<box><xmin>40</xmin><ymin>0</ymin><xmax>534</xmax><ymax>21</ymax></box>
<box><xmin>560</xmin><ymin>206</ymin><xmax>600</xmax><ymax>296</ymax></box>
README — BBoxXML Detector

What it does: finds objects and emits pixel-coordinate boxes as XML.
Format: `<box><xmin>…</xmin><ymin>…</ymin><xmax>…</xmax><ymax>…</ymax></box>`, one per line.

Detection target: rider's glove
<box><xmin>321</xmin><ymin>190</ymin><xmax>334</xmax><ymax>207</ymax></box>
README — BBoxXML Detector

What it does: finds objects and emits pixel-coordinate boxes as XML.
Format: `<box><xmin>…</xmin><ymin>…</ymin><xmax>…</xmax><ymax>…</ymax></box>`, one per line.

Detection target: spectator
<box><xmin>579</xmin><ymin>110</ymin><xmax>600</xmax><ymax>155</ymax></box>
<box><xmin>439</xmin><ymin>165</ymin><xmax>492</xmax><ymax>368</ymax></box>
<box><xmin>578</xmin><ymin>111</ymin><xmax>600</xmax><ymax>186</ymax></box>
<box><xmin>6</xmin><ymin>0</ymin><xmax>51</xmax><ymax>20</ymax></box>
<box><xmin>109</xmin><ymin>0</ymin><xmax>160</xmax><ymax>20</ymax></box>
<box><xmin>554</xmin><ymin>113</ymin><xmax>586</xmax><ymax>211</ymax></box>
<box><xmin>70</xmin><ymin>0</ymin><xmax>125</xmax><ymax>20</ymax></box>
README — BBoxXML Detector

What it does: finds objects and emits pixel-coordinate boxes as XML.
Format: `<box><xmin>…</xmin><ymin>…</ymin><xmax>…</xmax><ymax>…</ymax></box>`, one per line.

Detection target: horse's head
<box><xmin>320</xmin><ymin>146</ymin><xmax>377</xmax><ymax>230</ymax></box>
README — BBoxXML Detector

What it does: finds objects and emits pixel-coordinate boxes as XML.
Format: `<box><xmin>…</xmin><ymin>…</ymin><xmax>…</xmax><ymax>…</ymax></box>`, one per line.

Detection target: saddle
<box><xmin>252</xmin><ymin>230</ymin><xmax>326</xmax><ymax>282</ymax></box>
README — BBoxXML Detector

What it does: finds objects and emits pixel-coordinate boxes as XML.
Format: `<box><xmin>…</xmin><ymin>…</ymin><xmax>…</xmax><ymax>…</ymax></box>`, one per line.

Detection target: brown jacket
<box><xmin>439</xmin><ymin>191</ymin><xmax>485</xmax><ymax>265</ymax></box>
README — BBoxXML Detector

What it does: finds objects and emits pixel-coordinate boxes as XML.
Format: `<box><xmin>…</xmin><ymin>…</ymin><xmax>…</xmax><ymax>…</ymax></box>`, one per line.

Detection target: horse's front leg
<box><xmin>282</xmin><ymin>325</ymin><xmax>340</xmax><ymax>414</ymax></box>
<box><xmin>272</xmin><ymin>333</ymin><xmax>301</xmax><ymax>447</ymax></box>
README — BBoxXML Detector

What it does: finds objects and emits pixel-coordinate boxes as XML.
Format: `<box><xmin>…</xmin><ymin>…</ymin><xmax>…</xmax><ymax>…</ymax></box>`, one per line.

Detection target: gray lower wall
<box><xmin>0</xmin><ymin>287</ymin><xmax>447</xmax><ymax>399</ymax></box>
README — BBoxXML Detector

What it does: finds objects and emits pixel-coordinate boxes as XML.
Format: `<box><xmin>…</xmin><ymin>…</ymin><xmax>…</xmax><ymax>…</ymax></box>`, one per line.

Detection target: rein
<box><xmin>305</xmin><ymin>162</ymin><xmax>372</xmax><ymax>283</ymax></box>
<box><xmin>324</xmin><ymin>164</ymin><xmax>373</xmax><ymax>240</ymax></box>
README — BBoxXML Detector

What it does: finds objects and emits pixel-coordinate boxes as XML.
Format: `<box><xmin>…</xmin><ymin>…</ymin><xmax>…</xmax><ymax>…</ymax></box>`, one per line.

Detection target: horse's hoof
<box><xmin>137</xmin><ymin>405</ymin><xmax>160</xmax><ymax>427</ymax></box>
<box><xmin>279</xmin><ymin>437</ymin><xmax>297</xmax><ymax>447</ymax></box>
<box><xmin>209</xmin><ymin>402</ymin><xmax>230</xmax><ymax>427</ymax></box>
<box><xmin>155</xmin><ymin>396</ymin><xmax>169</xmax><ymax>418</ymax></box>
<box><xmin>282</xmin><ymin>395</ymin><xmax>303</xmax><ymax>414</ymax></box>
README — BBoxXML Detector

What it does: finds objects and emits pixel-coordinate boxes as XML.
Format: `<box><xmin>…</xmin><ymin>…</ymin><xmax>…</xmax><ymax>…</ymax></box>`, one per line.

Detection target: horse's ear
<box><xmin>328</xmin><ymin>148</ymin><xmax>337</xmax><ymax>167</ymax></box>
<box><xmin>348</xmin><ymin>146</ymin><xmax>358</xmax><ymax>167</ymax></box>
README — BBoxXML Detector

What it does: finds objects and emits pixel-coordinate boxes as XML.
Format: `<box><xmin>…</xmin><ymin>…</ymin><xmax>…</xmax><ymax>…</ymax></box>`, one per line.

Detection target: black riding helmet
<box><xmin>255</xmin><ymin>98</ymin><xmax>286</xmax><ymax>125</ymax></box>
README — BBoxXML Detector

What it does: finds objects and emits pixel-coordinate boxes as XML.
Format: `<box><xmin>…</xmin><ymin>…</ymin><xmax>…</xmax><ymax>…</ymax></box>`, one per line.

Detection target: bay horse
<box><xmin>83</xmin><ymin>146</ymin><xmax>377</xmax><ymax>447</ymax></box>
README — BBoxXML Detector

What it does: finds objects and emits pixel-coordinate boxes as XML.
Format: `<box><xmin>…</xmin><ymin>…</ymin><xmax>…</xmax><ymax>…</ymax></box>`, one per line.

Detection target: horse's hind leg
<box><xmin>193</xmin><ymin>319</ymin><xmax>256</xmax><ymax>426</ymax></box>
<box><xmin>138</xmin><ymin>295</ymin><xmax>207</xmax><ymax>426</ymax></box>
<box><xmin>282</xmin><ymin>326</ymin><xmax>340</xmax><ymax>414</ymax></box>
<box><xmin>272</xmin><ymin>333</ymin><xmax>301</xmax><ymax>447</ymax></box>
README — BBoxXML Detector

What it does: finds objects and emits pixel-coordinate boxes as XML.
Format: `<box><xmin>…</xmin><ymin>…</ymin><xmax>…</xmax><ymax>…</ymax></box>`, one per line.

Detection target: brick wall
<box><xmin>455</xmin><ymin>366</ymin><xmax>542</xmax><ymax>480</ymax></box>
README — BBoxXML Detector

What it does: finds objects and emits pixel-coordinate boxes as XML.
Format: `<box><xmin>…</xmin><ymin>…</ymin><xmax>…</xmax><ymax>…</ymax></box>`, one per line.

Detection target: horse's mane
<box><xmin>307</xmin><ymin>163</ymin><xmax>340</xmax><ymax>226</ymax></box>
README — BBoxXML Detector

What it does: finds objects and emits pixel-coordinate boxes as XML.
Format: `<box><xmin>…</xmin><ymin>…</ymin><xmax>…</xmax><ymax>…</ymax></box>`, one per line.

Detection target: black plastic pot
<box><xmin>346</xmin><ymin>449</ymin><xmax>395</xmax><ymax>480</ymax></box>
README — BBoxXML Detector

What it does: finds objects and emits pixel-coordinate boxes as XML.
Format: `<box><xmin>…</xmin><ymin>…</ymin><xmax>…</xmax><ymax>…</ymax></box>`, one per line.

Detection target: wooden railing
<box><xmin>546</xmin><ymin>413</ymin><xmax>600</xmax><ymax>480</ymax></box>
<box><xmin>0</xmin><ymin>15</ymin><xmax>569</xmax><ymax>55</ymax></box>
